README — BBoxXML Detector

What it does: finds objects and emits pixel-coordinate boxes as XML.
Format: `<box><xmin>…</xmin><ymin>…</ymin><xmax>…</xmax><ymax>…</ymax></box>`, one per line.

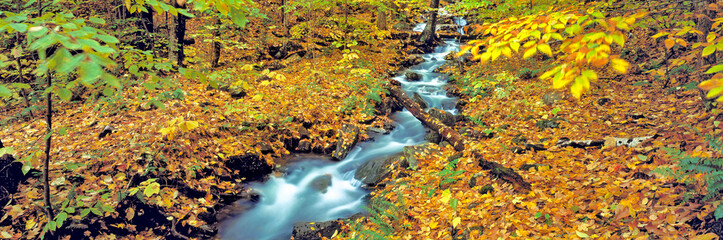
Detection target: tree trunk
<box><xmin>44</xmin><ymin>73</ymin><xmax>54</xmax><ymax>231</ymax></box>
<box><xmin>211</xmin><ymin>19</ymin><xmax>222</xmax><ymax>68</ymax></box>
<box><xmin>387</xmin><ymin>80</ymin><xmax>531</xmax><ymax>192</ymax></box>
<box><xmin>136</xmin><ymin>8</ymin><xmax>154</xmax><ymax>51</ymax></box>
<box><xmin>377</xmin><ymin>5</ymin><xmax>388</xmax><ymax>30</ymax></box>
<box><xmin>419</xmin><ymin>0</ymin><xmax>439</xmax><ymax>45</ymax></box>
<box><xmin>169</xmin><ymin>0</ymin><xmax>188</xmax><ymax>67</ymax></box>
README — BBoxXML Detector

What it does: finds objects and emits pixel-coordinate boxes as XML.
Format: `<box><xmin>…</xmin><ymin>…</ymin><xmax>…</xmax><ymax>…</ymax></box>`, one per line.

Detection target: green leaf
<box><xmin>716</xmin><ymin>204</ymin><xmax>723</xmax><ymax>219</ymax></box>
<box><xmin>637</xmin><ymin>154</ymin><xmax>648</xmax><ymax>161</ymax></box>
<box><xmin>575</xmin><ymin>231</ymin><xmax>590</xmax><ymax>238</ymax></box>
<box><xmin>0</xmin><ymin>84</ymin><xmax>11</xmax><ymax>98</ymax></box>
<box><xmin>64</xmin><ymin>207</ymin><xmax>75</xmax><ymax>214</ymax></box>
<box><xmin>703</xmin><ymin>45</ymin><xmax>717</xmax><ymax>56</ymax></box>
<box><xmin>97</xmin><ymin>34</ymin><xmax>119</xmax><ymax>44</ymax></box>
<box><xmin>80</xmin><ymin>208</ymin><xmax>91</xmax><ymax>217</ymax></box>
<box><xmin>144</xmin><ymin>182</ymin><xmax>160</xmax><ymax>197</ymax></box>
<box><xmin>535</xmin><ymin>212</ymin><xmax>542</xmax><ymax>218</ymax></box>
<box><xmin>56</xmin><ymin>212</ymin><xmax>67</xmax><ymax>228</ymax></box>
<box><xmin>89</xmin><ymin>17</ymin><xmax>106</xmax><ymax>24</ymax></box>
<box><xmin>706</xmin><ymin>64</ymin><xmax>723</xmax><ymax>74</ymax></box>
<box><xmin>79</xmin><ymin>62</ymin><xmax>102</xmax><ymax>86</ymax></box>
<box><xmin>11</xmin><ymin>83</ymin><xmax>31</xmax><ymax>89</ymax></box>
<box><xmin>9</xmin><ymin>23</ymin><xmax>27</xmax><ymax>32</ymax></box>
<box><xmin>57</xmin><ymin>88</ymin><xmax>72</xmax><ymax>102</ymax></box>
<box><xmin>58</xmin><ymin>127</ymin><xmax>67</xmax><ymax>136</ymax></box>
<box><xmin>47</xmin><ymin>220</ymin><xmax>57</xmax><ymax>231</ymax></box>
<box><xmin>22</xmin><ymin>161</ymin><xmax>31</xmax><ymax>175</ymax></box>
<box><xmin>103</xmin><ymin>73</ymin><xmax>122</xmax><ymax>88</ymax></box>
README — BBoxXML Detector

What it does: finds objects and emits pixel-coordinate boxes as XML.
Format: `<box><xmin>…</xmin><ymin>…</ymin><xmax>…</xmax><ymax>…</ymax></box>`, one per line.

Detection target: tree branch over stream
<box><xmin>387</xmin><ymin>80</ymin><xmax>531</xmax><ymax>192</ymax></box>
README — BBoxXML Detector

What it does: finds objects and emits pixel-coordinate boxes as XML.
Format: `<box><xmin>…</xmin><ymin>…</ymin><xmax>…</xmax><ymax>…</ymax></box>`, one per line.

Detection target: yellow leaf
<box><xmin>179</xmin><ymin>121</ymin><xmax>199</xmax><ymax>132</ymax></box>
<box><xmin>440</xmin><ymin>189</ymin><xmax>451</xmax><ymax>204</ymax></box>
<box><xmin>510</xmin><ymin>41</ymin><xmax>520</xmax><ymax>52</ymax></box>
<box><xmin>610</xmin><ymin>59</ymin><xmax>629</xmax><ymax>74</ymax></box>
<box><xmin>651</xmin><ymin>32</ymin><xmax>669</xmax><ymax>39</ymax></box>
<box><xmin>708</xmin><ymin>32</ymin><xmax>717</xmax><ymax>43</ymax></box>
<box><xmin>159</xmin><ymin>127</ymin><xmax>176</xmax><ymax>140</ymax></box>
<box><xmin>452</xmin><ymin>217</ymin><xmax>461</xmax><ymax>228</ymax></box>
<box><xmin>252</xmin><ymin>94</ymin><xmax>263</xmax><ymax>101</ymax></box>
<box><xmin>523</xmin><ymin>47</ymin><xmax>537</xmax><ymax>59</ymax></box>
<box><xmin>457</xmin><ymin>45</ymin><xmax>473</xmax><ymax>57</ymax></box>
<box><xmin>691</xmin><ymin>233</ymin><xmax>719</xmax><ymax>240</ymax></box>
<box><xmin>429</xmin><ymin>221</ymin><xmax>439</xmax><ymax>229</ymax></box>
<box><xmin>706</xmin><ymin>86</ymin><xmax>723</xmax><ymax>99</ymax></box>
<box><xmin>501</xmin><ymin>47</ymin><xmax>512</xmax><ymax>58</ymax></box>
<box><xmin>26</xmin><ymin>218</ymin><xmax>36</xmax><ymax>230</ymax></box>
<box><xmin>664</xmin><ymin>38</ymin><xmax>676</xmax><ymax>49</ymax></box>
<box><xmin>260</xmin><ymin>80</ymin><xmax>271</xmax><ymax>86</ymax></box>
<box><xmin>537</xmin><ymin>44</ymin><xmax>553</xmax><ymax>56</ymax></box>
<box><xmin>699</xmin><ymin>79</ymin><xmax>723</xmax><ymax>91</ymax></box>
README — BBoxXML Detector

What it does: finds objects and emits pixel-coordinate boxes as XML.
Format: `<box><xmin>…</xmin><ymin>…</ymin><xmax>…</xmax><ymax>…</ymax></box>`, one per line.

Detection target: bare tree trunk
<box><xmin>211</xmin><ymin>18</ymin><xmax>222</xmax><ymax>68</ymax></box>
<box><xmin>44</xmin><ymin>73</ymin><xmax>54</xmax><ymax>232</ymax></box>
<box><xmin>377</xmin><ymin>6</ymin><xmax>388</xmax><ymax>30</ymax></box>
<box><xmin>419</xmin><ymin>0</ymin><xmax>439</xmax><ymax>45</ymax></box>
<box><xmin>169</xmin><ymin>1</ymin><xmax>188</xmax><ymax>67</ymax></box>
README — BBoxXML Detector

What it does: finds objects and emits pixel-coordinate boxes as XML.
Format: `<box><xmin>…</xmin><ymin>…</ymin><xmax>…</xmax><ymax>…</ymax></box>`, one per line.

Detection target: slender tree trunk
<box><xmin>44</xmin><ymin>73</ymin><xmax>54</xmax><ymax>228</ymax></box>
<box><xmin>377</xmin><ymin>5</ymin><xmax>388</xmax><ymax>30</ymax></box>
<box><xmin>169</xmin><ymin>1</ymin><xmax>188</xmax><ymax>67</ymax></box>
<box><xmin>211</xmin><ymin>18</ymin><xmax>222</xmax><ymax>68</ymax></box>
<box><xmin>419</xmin><ymin>0</ymin><xmax>439</xmax><ymax>45</ymax></box>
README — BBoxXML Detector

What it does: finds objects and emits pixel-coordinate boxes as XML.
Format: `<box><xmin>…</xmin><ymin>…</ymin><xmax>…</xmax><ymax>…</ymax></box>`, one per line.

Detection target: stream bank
<box><xmin>218</xmin><ymin>14</ymin><xmax>468</xmax><ymax>240</ymax></box>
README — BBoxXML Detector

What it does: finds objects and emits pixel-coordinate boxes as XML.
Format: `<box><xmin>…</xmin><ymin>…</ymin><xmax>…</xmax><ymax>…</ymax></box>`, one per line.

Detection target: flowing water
<box><xmin>221</xmin><ymin>17</ymin><xmax>465</xmax><ymax>240</ymax></box>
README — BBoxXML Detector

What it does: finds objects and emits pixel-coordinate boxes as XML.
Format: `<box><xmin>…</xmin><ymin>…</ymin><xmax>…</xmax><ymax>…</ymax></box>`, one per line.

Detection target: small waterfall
<box><xmin>221</xmin><ymin>17</ymin><xmax>467</xmax><ymax>240</ymax></box>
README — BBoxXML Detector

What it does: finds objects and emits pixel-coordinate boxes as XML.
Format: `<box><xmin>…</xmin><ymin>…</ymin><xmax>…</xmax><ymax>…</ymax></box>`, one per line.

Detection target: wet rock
<box><xmin>478</xmin><ymin>184</ymin><xmax>494</xmax><ymax>194</ymax></box>
<box><xmin>0</xmin><ymin>153</ymin><xmax>25</xmax><ymax>219</ymax></box>
<box><xmin>375</xmin><ymin>96</ymin><xmax>403</xmax><ymax>115</ymax></box>
<box><xmin>257</xmin><ymin>142</ymin><xmax>274</xmax><ymax>154</ymax></box>
<box><xmin>520</xmin><ymin>163</ymin><xmax>550</xmax><ymax>171</ymax></box>
<box><xmin>298</xmin><ymin>126</ymin><xmax>311</xmax><ymax>139</ymax></box>
<box><xmin>402</xmin><ymin>143</ymin><xmax>443</xmax><ymax>169</ymax></box>
<box><xmin>425</xmin><ymin>131</ymin><xmax>442</xmax><ymax>144</ymax></box>
<box><xmin>412</xmin><ymin>93</ymin><xmax>428</xmax><ymax>109</ymax></box>
<box><xmin>331</xmin><ymin>124</ymin><xmax>360</xmax><ymax>161</ymax></box>
<box><xmin>225</xmin><ymin>153</ymin><xmax>273</xmax><ymax>181</ymax></box>
<box><xmin>297</xmin><ymin>139</ymin><xmax>312</xmax><ymax>152</ymax></box>
<box><xmin>597</xmin><ymin>97</ymin><xmax>611</xmax><ymax>106</ymax></box>
<box><xmin>542</xmin><ymin>92</ymin><xmax>564</xmax><ymax>106</ymax></box>
<box><xmin>355</xmin><ymin>153</ymin><xmax>404</xmax><ymax>187</ymax></box>
<box><xmin>292</xmin><ymin>220</ymin><xmax>342</xmax><ymax>240</ymax></box>
<box><xmin>367</xmin><ymin>127</ymin><xmax>388</xmax><ymax>134</ymax></box>
<box><xmin>310</xmin><ymin>174</ymin><xmax>333</xmax><ymax>193</ymax></box>
<box><xmin>429</xmin><ymin>108</ymin><xmax>455</xmax><ymax>126</ymax></box>
<box><xmin>455</xmin><ymin>99</ymin><xmax>467</xmax><ymax>110</ymax></box>
<box><xmin>400</xmin><ymin>55</ymin><xmax>425</xmax><ymax>68</ymax></box>
<box><xmin>405</xmin><ymin>71</ymin><xmax>422</xmax><ymax>81</ymax></box>
<box><xmin>536</xmin><ymin>118</ymin><xmax>562</xmax><ymax>130</ymax></box>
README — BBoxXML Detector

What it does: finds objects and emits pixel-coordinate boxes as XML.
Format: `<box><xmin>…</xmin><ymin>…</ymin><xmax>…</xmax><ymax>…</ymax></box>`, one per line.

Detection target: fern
<box><xmin>347</xmin><ymin>190</ymin><xmax>408</xmax><ymax>239</ymax></box>
<box><xmin>659</xmin><ymin>135</ymin><xmax>723</xmax><ymax>218</ymax></box>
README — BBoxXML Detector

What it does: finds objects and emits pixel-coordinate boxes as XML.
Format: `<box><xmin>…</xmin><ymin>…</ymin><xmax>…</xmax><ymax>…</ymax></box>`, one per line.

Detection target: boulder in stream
<box><xmin>429</xmin><ymin>107</ymin><xmax>456</xmax><ymax>126</ymax></box>
<box><xmin>355</xmin><ymin>152</ymin><xmax>404</xmax><ymax>187</ymax></box>
<box><xmin>310</xmin><ymin>174</ymin><xmax>333</xmax><ymax>193</ymax></box>
<box><xmin>412</xmin><ymin>93</ymin><xmax>428</xmax><ymax>109</ymax></box>
<box><xmin>405</xmin><ymin>71</ymin><xmax>422</xmax><ymax>81</ymax></box>
<box><xmin>331</xmin><ymin>124</ymin><xmax>360</xmax><ymax>161</ymax></box>
<box><xmin>291</xmin><ymin>220</ymin><xmax>342</xmax><ymax>240</ymax></box>
<box><xmin>224</xmin><ymin>153</ymin><xmax>273</xmax><ymax>181</ymax></box>
<box><xmin>402</xmin><ymin>143</ymin><xmax>443</xmax><ymax>170</ymax></box>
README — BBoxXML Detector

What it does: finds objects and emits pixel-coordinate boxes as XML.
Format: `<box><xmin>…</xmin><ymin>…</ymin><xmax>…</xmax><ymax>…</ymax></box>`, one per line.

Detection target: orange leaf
<box><xmin>664</xmin><ymin>38</ymin><xmax>676</xmax><ymax>49</ymax></box>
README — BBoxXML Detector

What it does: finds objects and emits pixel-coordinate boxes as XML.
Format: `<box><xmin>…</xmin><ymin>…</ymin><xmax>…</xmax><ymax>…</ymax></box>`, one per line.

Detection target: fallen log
<box><xmin>387</xmin><ymin>80</ymin><xmax>531</xmax><ymax>192</ymax></box>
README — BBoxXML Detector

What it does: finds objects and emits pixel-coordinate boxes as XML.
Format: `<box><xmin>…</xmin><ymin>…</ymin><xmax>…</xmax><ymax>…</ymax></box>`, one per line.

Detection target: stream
<box><xmin>220</xmin><ymin>16</ymin><xmax>466</xmax><ymax>240</ymax></box>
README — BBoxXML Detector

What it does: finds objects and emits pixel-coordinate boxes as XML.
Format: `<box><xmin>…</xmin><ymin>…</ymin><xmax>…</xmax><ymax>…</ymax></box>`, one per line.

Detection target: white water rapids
<box><xmin>221</xmin><ymin>16</ymin><xmax>466</xmax><ymax>240</ymax></box>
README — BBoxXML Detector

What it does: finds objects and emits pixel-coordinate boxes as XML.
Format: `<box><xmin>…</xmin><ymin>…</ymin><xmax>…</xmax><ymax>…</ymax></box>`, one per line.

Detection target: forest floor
<box><xmin>1</xmin><ymin>1</ymin><xmax>723</xmax><ymax>240</ymax></box>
